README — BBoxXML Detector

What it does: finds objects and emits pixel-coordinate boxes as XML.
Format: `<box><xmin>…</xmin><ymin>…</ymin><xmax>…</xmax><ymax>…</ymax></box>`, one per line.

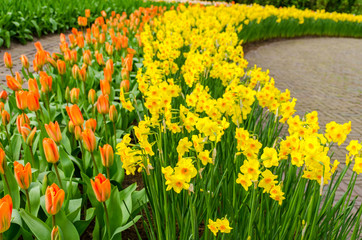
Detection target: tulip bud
<box><xmin>65</xmin><ymin>87</ymin><xmax>70</xmax><ymax>103</ymax></box>
<box><xmin>72</xmin><ymin>65</ymin><xmax>80</xmax><ymax>80</ymax></box>
<box><xmin>57</xmin><ymin>60</ymin><xmax>66</xmax><ymax>75</ymax></box>
<box><xmin>51</xmin><ymin>226</ymin><xmax>61</xmax><ymax>240</ymax></box>
<box><xmin>0</xmin><ymin>148</ymin><xmax>6</xmax><ymax>175</ymax></box>
<box><xmin>91</xmin><ymin>173</ymin><xmax>111</xmax><ymax>202</ymax></box>
<box><xmin>0</xmin><ymin>103</ymin><xmax>3</xmax><ymax>113</ymax></box>
<box><xmin>25</xmin><ymin>126</ymin><xmax>37</xmax><ymax>146</ymax></box>
<box><xmin>74</xmin><ymin>126</ymin><xmax>82</xmax><ymax>141</ymax></box>
<box><xmin>88</xmin><ymin>89</ymin><xmax>96</xmax><ymax>105</ymax></box>
<box><xmin>68</xmin><ymin>120</ymin><xmax>75</xmax><ymax>134</ymax></box>
<box><xmin>15</xmin><ymin>90</ymin><xmax>28</xmax><ymax>110</ymax></box>
<box><xmin>43</xmin><ymin>138</ymin><xmax>59</xmax><ymax>163</ymax></box>
<box><xmin>66</xmin><ymin>105</ymin><xmax>84</xmax><ymax>127</ymax></box>
<box><xmin>85</xmin><ymin>119</ymin><xmax>97</xmax><ymax>132</ymax></box>
<box><xmin>82</xmin><ymin>129</ymin><xmax>96</xmax><ymax>152</ymax></box>
<box><xmin>96</xmin><ymin>94</ymin><xmax>109</xmax><ymax>115</ymax></box>
<box><xmin>120</xmin><ymin>80</ymin><xmax>130</xmax><ymax>92</ymax></box>
<box><xmin>99</xmin><ymin>33</ymin><xmax>106</xmax><ymax>44</ymax></box>
<box><xmin>70</xmin><ymin>88</ymin><xmax>80</xmax><ymax>104</ymax></box>
<box><xmin>3</xmin><ymin>52</ymin><xmax>13</xmax><ymax>69</ymax></box>
<box><xmin>71</xmin><ymin>50</ymin><xmax>77</xmax><ymax>64</ymax></box>
<box><xmin>1</xmin><ymin>110</ymin><xmax>10</xmax><ymax>126</ymax></box>
<box><xmin>99</xmin><ymin>144</ymin><xmax>114</xmax><ymax>167</ymax></box>
<box><xmin>39</xmin><ymin>72</ymin><xmax>52</xmax><ymax>93</ymax></box>
<box><xmin>103</xmin><ymin>68</ymin><xmax>112</xmax><ymax>82</ymax></box>
<box><xmin>15</xmin><ymin>72</ymin><xmax>23</xmax><ymax>85</ymax></box>
<box><xmin>28</xmin><ymin>78</ymin><xmax>40</xmax><ymax>99</ymax></box>
<box><xmin>105</xmin><ymin>42</ymin><xmax>113</xmax><ymax>56</ymax></box>
<box><xmin>100</xmin><ymin>79</ymin><xmax>110</xmax><ymax>96</ymax></box>
<box><xmin>14</xmin><ymin>161</ymin><xmax>32</xmax><ymax>190</ymax></box>
<box><xmin>105</xmin><ymin>59</ymin><xmax>114</xmax><ymax>74</ymax></box>
<box><xmin>46</xmin><ymin>55</ymin><xmax>57</xmax><ymax>68</ymax></box>
<box><xmin>45</xmin><ymin>121</ymin><xmax>62</xmax><ymax>144</ymax></box>
<box><xmin>0</xmin><ymin>195</ymin><xmax>13</xmax><ymax>233</ymax></box>
<box><xmin>20</xmin><ymin>55</ymin><xmax>29</xmax><ymax>69</ymax></box>
<box><xmin>109</xmin><ymin>105</ymin><xmax>118</xmax><ymax>123</ymax></box>
<box><xmin>0</xmin><ymin>91</ymin><xmax>8</xmax><ymax>102</ymax></box>
<box><xmin>45</xmin><ymin>183</ymin><xmax>65</xmax><ymax>215</ymax></box>
<box><xmin>83</xmin><ymin>50</ymin><xmax>92</xmax><ymax>65</ymax></box>
<box><xmin>6</xmin><ymin>75</ymin><xmax>22</xmax><ymax>91</ymax></box>
<box><xmin>27</xmin><ymin>92</ymin><xmax>40</xmax><ymax>112</ymax></box>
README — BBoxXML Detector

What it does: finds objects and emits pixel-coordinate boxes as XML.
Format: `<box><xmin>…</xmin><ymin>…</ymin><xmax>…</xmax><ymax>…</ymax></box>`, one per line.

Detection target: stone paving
<box><xmin>1</xmin><ymin>32</ymin><xmax>362</xmax><ymax>208</ymax></box>
<box><xmin>245</xmin><ymin>37</ymin><xmax>362</xmax><ymax>206</ymax></box>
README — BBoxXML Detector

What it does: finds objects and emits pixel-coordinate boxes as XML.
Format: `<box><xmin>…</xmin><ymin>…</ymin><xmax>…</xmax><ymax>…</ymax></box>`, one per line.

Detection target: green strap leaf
<box><xmin>19</xmin><ymin>209</ymin><xmax>51</xmax><ymax>240</ymax></box>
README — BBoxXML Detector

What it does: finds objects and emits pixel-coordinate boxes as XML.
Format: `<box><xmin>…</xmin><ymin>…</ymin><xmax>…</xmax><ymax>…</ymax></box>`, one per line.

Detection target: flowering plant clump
<box><xmin>0</xmin><ymin>2</ymin><xmax>361</xmax><ymax>240</ymax></box>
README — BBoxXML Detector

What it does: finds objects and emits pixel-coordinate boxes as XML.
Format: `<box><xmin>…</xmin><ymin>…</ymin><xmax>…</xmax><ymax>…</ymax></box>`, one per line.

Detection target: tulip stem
<box><xmin>4</xmin><ymin>125</ymin><xmax>10</xmax><ymax>142</ymax></box>
<box><xmin>103</xmin><ymin>202</ymin><xmax>111</xmax><ymax>240</ymax></box>
<box><xmin>83</xmin><ymin>81</ymin><xmax>87</xmax><ymax>103</ymax></box>
<box><xmin>25</xmin><ymin>189</ymin><xmax>31</xmax><ymax>213</ymax></box>
<box><xmin>26</xmin><ymin>68</ymin><xmax>31</xmax><ymax>78</ymax></box>
<box><xmin>0</xmin><ymin>232</ymin><xmax>3</xmax><ymax>240</ymax></box>
<box><xmin>52</xmin><ymin>214</ymin><xmax>56</xmax><ymax>228</ymax></box>
<box><xmin>28</xmin><ymin>145</ymin><xmax>35</xmax><ymax>167</ymax></box>
<box><xmin>3</xmin><ymin>174</ymin><xmax>10</xmax><ymax>195</ymax></box>
<box><xmin>53</xmin><ymin>163</ymin><xmax>63</xmax><ymax>189</ymax></box>
<box><xmin>112</xmin><ymin>122</ymin><xmax>117</xmax><ymax>149</ymax></box>
<box><xmin>46</xmin><ymin>92</ymin><xmax>50</xmax><ymax>114</ymax></box>
<box><xmin>106</xmin><ymin>167</ymin><xmax>110</xmax><ymax>179</ymax></box>
<box><xmin>90</xmin><ymin>152</ymin><xmax>99</xmax><ymax>174</ymax></box>
<box><xmin>103</xmin><ymin>115</ymin><xmax>108</xmax><ymax>144</ymax></box>
<box><xmin>9</xmin><ymin>68</ymin><xmax>14</xmax><ymax>77</ymax></box>
<box><xmin>35</xmin><ymin>110</ymin><xmax>41</xmax><ymax>127</ymax></box>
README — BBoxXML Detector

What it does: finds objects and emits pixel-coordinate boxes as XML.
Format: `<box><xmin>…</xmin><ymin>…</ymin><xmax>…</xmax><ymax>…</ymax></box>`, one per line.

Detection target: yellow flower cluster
<box><xmin>207</xmin><ymin>217</ymin><xmax>232</xmax><ymax>236</ymax></box>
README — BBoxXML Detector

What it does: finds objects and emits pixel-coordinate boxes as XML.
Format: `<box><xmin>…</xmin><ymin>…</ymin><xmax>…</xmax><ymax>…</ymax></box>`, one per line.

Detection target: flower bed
<box><xmin>0</xmin><ymin>2</ymin><xmax>362</xmax><ymax>240</ymax></box>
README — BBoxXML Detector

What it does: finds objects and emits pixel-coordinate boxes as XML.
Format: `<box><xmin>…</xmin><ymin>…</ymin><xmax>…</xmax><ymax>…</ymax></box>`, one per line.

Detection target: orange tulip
<box><xmin>0</xmin><ymin>91</ymin><xmax>7</xmax><ymax>102</ymax></box>
<box><xmin>99</xmin><ymin>33</ymin><xmax>105</xmax><ymax>44</ymax></box>
<box><xmin>34</xmin><ymin>42</ymin><xmax>43</xmax><ymax>51</ymax></box>
<box><xmin>0</xmin><ymin>195</ymin><xmax>12</xmax><ymax>233</ymax></box>
<box><xmin>27</xmin><ymin>92</ymin><xmax>40</xmax><ymax>112</ymax></box>
<box><xmin>121</xmin><ymin>68</ymin><xmax>129</xmax><ymax>80</ymax></box>
<box><xmin>101</xmin><ymin>10</ymin><xmax>107</xmax><ymax>18</ymax></box>
<box><xmin>103</xmin><ymin>68</ymin><xmax>112</xmax><ymax>82</ymax></box>
<box><xmin>85</xmin><ymin>119</ymin><xmax>97</xmax><ymax>132</ymax></box>
<box><xmin>83</xmin><ymin>50</ymin><xmax>92</xmax><ymax>65</ymax></box>
<box><xmin>45</xmin><ymin>183</ymin><xmax>65</xmax><ymax>215</ymax></box>
<box><xmin>28</xmin><ymin>78</ymin><xmax>40</xmax><ymax>99</ymax></box>
<box><xmin>65</xmin><ymin>87</ymin><xmax>70</xmax><ymax>103</ymax></box>
<box><xmin>70</xmin><ymin>50</ymin><xmax>77</xmax><ymax>64</ymax></box>
<box><xmin>95</xmin><ymin>52</ymin><xmax>104</xmax><ymax>66</ymax></box>
<box><xmin>120</xmin><ymin>79</ymin><xmax>130</xmax><ymax>92</ymax></box>
<box><xmin>78</xmin><ymin>67</ymin><xmax>87</xmax><ymax>82</ymax></box>
<box><xmin>16</xmin><ymin>113</ymin><xmax>30</xmax><ymax>133</ymax></box>
<box><xmin>0</xmin><ymin>103</ymin><xmax>3</xmax><ymax>113</ymax></box>
<box><xmin>6</xmin><ymin>75</ymin><xmax>22</xmax><ymax>91</ymax></box>
<box><xmin>3</xmin><ymin>52</ymin><xmax>12</xmax><ymax>69</ymax></box>
<box><xmin>100</xmin><ymin>79</ymin><xmax>110</xmax><ymax>96</ymax></box>
<box><xmin>43</xmin><ymin>138</ymin><xmax>59</xmax><ymax>164</ymax></box>
<box><xmin>96</xmin><ymin>94</ymin><xmax>109</xmax><ymax>115</ymax></box>
<box><xmin>14</xmin><ymin>161</ymin><xmax>32</xmax><ymax>190</ymax></box>
<box><xmin>88</xmin><ymin>89</ymin><xmax>96</xmax><ymax>104</ymax></box>
<box><xmin>15</xmin><ymin>90</ymin><xmax>28</xmax><ymax>110</ymax></box>
<box><xmin>0</xmin><ymin>148</ymin><xmax>6</xmax><ymax>175</ymax></box>
<box><xmin>99</xmin><ymin>144</ymin><xmax>114</xmax><ymax>167</ymax></box>
<box><xmin>45</xmin><ymin>121</ymin><xmax>62</xmax><ymax>144</ymax></box>
<box><xmin>91</xmin><ymin>173</ymin><xmax>111</xmax><ymax>202</ymax></box>
<box><xmin>1</xmin><ymin>110</ymin><xmax>10</xmax><ymax>126</ymax></box>
<box><xmin>105</xmin><ymin>42</ymin><xmax>113</xmax><ymax>56</ymax></box>
<box><xmin>82</xmin><ymin>129</ymin><xmax>96</xmax><ymax>152</ymax></box>
<box><xmin>46</xmin><ymin>55</ymin><xmax>57</xmax><ymax>68</ymax></box>
<box><xmin>105</xmin><ymin>59</ymin><xmax>114</xmax><ymax>74</ymax></box>
<box><xmin>127</xmin><ymin>48</ymin><xmax>137</xmax><ymax>55</ymax></box>
<box><xmin>76</xmin><ymin>35</ymin><xmax>85</xmax><ymax>48</ymax></box>
<box><xmin>20</xmin><ymin>125</ymin><xmax>36</xmax><ymax>146</ymax></box>
<box><xmin>57</xmin><ymin>60</ymin><xmax>66</xmax><ymax>75</ymax></box>
<box><xmin>66</xmin><ymin>105</ymin><xmax>84</xmax><ymax>126</ymax></box>
<box><xmin>70</xmin><ymin>88</ymin><xmax>80</xmax><ymax>104</ymax></box>
<box><xmin>20</xmin><ymin>55</ymin><xmax>29</xmax><ymax>69</ymax></box>
<box><xmin>109</xmin><ymin>105</ymin><xmax>118</xmax><ymax>122</ymax></box>
<box><xmin>72</xmin><ymin>64</ymin><xmax>80</xmax><ymax>80</ymax></box>
<box><xmin>39</xmin><ymin>72</ymin><xmax>52</xmax><ymax>93</ymax></box>
<box><xmin>85</xmin><ymin>9</ymin><xmax>91</xmax><ymax>18</ymax></box>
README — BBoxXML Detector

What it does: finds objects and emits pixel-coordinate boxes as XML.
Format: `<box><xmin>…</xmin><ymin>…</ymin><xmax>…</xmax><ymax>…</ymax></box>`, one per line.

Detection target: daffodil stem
<box><xmin>91</xmin><ymin>152</ymin><xmax>99</xmax><ymax>174</ymax></box>
<box><xmin>248</xmin><ymin>183</ymin><xmax>257</xmax><ymax>237</ymax></box>
<box><xmin>103</xmin><ymin>202</ymin><xmax>111</xmax><ymax>240</ymax></box>
<box><xmin>28</xmin><ymin>145</ymin><xmax>35</xmax><ymax>167</ymax></box>
<box><xmin>52</xmin><ymin>215</ymin><xmax>56</xmax><ymax>228</ymax></box>
<box><xmin>25</xmin><ymin>189</ymin><xmax>31</xmax><ymax>213</ymax></box>
<box><xmin>53</xmin><ymin>163</ymin><xmax>63</xmax><ymax>189</ymax></box>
